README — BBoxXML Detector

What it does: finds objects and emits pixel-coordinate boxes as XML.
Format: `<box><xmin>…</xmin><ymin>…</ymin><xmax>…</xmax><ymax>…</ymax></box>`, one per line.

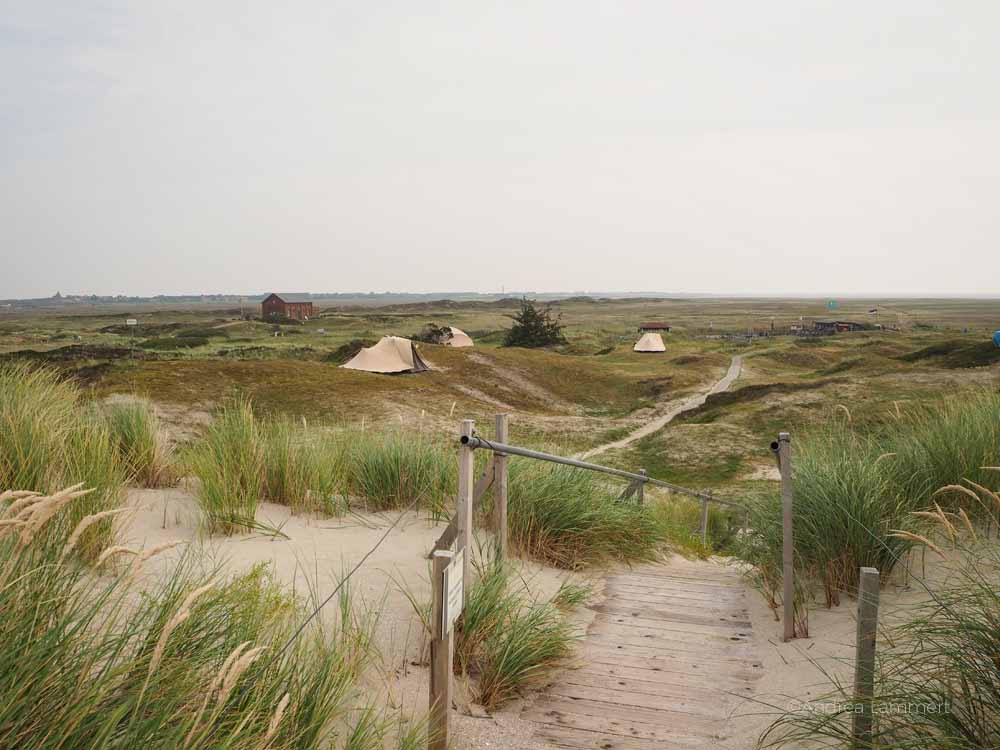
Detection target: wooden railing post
<box><xmin>637</xmin><ymin>469</ymin><xmax>647</xmax><ymax>504</ymax></box>
<box><xmin>700</xmin><ymin>497</ymin><xmax>710</xmax><ymax>546</ymax></box>
<box><xmin>494</xmin><ymin>414</ymin><xmax>509</xmax><ymax>560</ymax></box>
<box><xmin>429</xmin><ymin>550</ymin><xmax>454</xmax><ymax>750</ymax></box>
<box><xmin>457</xmin><ymin>420</ymin><xmax>474</xmax><ymax>600</ymax></box>
<box><xmin>852</xmin><ymin>567</ymin><xmax>880</xmax><ymax>749</ymax></box>
<box><xmin>776</xmin><ymin>432</ymin><xmax>795</xmax><ymax>642</ymax></box>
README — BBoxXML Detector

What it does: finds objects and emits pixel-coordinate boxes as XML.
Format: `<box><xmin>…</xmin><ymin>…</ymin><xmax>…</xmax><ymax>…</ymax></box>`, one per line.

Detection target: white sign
<box><xmin>125</xmin><ymin>319</ymin><xmax>138</xmax><ymax>326</ymax></box>
<box><xmin>442</xmin><ymin>548</ymin><xmax>465</xmax><ymax>636</ymax></box>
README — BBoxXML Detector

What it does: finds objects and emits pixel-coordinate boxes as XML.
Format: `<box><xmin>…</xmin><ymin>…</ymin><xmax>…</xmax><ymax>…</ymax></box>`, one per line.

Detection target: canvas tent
<box><xmin>443</xmin><ymin>327</ymin><xmax>474</xmax><ymax>347</ymax></box>
<box><xmin>633</xmin><ymin>332</ymin><xmax>666</xmax><ymax>353</ymax></box>
<box><xmin>341</xmin><ymin>336</ymin><xmax>430</xmax><ymax>374</ymax></box>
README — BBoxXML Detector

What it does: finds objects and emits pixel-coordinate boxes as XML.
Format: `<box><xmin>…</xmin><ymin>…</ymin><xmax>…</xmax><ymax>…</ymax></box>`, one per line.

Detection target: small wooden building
<box><xmin>638</xmin><ymin>322</ymin><xmax>671</xmax><ymax>333</ymax></box>
<box><xmin>814</xmin><ymin>320</ymin><xmax>865</xmax><ymax>333</ymax></box>
<box><xmin>261</xmin><ymin>293</ymin><xmax>314</xmax><ymax>321</ymax></box>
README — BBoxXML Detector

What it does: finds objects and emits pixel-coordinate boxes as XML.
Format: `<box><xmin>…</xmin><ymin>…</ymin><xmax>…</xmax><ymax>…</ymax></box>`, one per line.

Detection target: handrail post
<box><xmin>429</xmin><ymin>550</ymin><xmax>454</xmax><ymax>750</ymax></box>
<box><xmin>494</xmin><ymin>414</ymin><xmax>509</xmax><ymax>560</ymax></box>
<box><xmin>457</xmin><ymin>420</ymin><xmax>474</xmax><ymax>601</ymax></box>
<box><xmin>852</xmin><ymin>567</ymin><xmax>880</xmax><ymax>749</ymax></box>
<box><xmin>700</xmin><ymin>496</ymin><xmax>710</xmax><ymax>546</ymax></box>
<box><xmin>776</xmin><ymin>432</ymin><xmax>795</xmax><ymax>642</ymax></box>
<box><xmin>637</xmin><ymin>468</ymin><xmax>647</xmax><ymax>504</ymax></box>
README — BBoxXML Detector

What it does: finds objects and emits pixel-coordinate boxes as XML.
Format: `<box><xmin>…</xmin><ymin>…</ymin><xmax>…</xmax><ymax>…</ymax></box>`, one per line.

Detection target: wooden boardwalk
<box><xmin>526</xmin><ymin>558</ymin><xmax>763</xmax><ymax>749</ymax></box>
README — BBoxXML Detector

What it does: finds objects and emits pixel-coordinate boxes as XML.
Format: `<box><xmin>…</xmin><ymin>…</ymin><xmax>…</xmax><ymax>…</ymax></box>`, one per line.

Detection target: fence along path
<box><xmin>526</xmin><ymin>555</ymin><xmax>764</xmax><ymax>749</ymax></box>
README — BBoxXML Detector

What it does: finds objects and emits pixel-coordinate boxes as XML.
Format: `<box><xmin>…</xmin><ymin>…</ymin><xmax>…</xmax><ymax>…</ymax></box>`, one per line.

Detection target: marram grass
<box><xmin>0</xmin><ymin>485</ymin><xmax>427</xmax><ymax>750</ymax></box>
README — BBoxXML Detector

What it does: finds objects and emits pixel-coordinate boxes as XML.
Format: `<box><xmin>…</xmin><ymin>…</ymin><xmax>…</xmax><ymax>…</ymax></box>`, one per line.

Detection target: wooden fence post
<box><xmin>494</xmin><ymin>414</ymin><xmax>509</xmax><ymax>560</ymax></box>
<box><xmin>429</xmin><ymin>550</ymin><xmax>454</xmax><ymax>750</ymax></box>
<box><xmin>457</xmin><ymin>420</ymin><xmax>474</xmax><ymax>599</ymax></box>
<box><xmin>637</xmin><ymin>469</ymin><xmax>647</xmax><ymax>504</ymax></box>
<box><xmin>699</xmin><ymin>497</ymin><xmax>710</xmax><ymax>546</ymax></box>
<box><xmin>852</xmin><ymin>567</ymin><xmax>880</xmax><ymax>749</ymax></box>
<box><xmin>777</xmin><ymin>432</ymin><xmax>795</xmax><ymax>642</ymax></box>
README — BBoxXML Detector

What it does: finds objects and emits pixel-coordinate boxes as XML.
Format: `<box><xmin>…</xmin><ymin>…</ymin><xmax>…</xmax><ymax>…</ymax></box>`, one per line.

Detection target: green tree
<box><xmin>503</xmin><ymin>298</ymin><xmax>566</xmax><ymax>348</ymax></box>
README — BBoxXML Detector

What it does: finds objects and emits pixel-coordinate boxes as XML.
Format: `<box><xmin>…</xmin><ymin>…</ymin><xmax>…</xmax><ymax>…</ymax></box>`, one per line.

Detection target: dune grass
<box><xmin>105</xmin><ymin>399</ymin><xmax>174</xmax><ymax>487</ymax></box>
<box><xmin>455</xmin><ymin>555</ymin><xmax>579</xmax><ymax>710</ymax></box>
<box><xmin>188</xmin><ymin>400</ymin><xmax>454</xmax><ymax>531</ymax></box>
<box><xmin>0</xmin><ymin>363</ymin><xmax>127</xmax><ymax>560</ymax></box>
<box><xmin>505</xmin><ymin>461</ymin><xmax>667</xmax><ymax>568</ymax></box>
<box><xmin>737</xmin><ymin>389</ymin><xmax>1000</xmax><ymax>613</ymax></box>
<box><xmin>261</xmin><ymin>419</ymin><xmax>347</xmax><ymax>515</ymax></box>
<box><xmin>346</xmin><ymin>430</ymin><xmax>453</xmax><ymax>517</ymax></box>
<box><xmin>187</xmin><ymin>397</ymin><xmax>267</xmax><ymax>534</ymax></box>
<box><xmin>0</xmin><ymin>485</ymin><xmax>423</xmax><ymax>750</ymax></box>
<box><xmin>760</xmin><ymin>543</ymin><xmax>1000</xmax><ymax>750</ymax></box>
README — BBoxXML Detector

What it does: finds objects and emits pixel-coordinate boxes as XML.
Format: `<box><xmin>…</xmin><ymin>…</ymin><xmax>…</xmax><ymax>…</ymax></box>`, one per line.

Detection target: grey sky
<box><xmin>2</xmin><ymin>2</ymin><xmax>998</xmax><ymax>298</ymax></box>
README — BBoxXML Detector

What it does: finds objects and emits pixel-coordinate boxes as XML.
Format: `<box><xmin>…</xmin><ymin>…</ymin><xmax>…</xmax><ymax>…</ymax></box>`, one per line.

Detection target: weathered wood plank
<box><xmin>529</xmin><ymin>559</ymin><xmax>761</xmax><ymax>748</ymax></box>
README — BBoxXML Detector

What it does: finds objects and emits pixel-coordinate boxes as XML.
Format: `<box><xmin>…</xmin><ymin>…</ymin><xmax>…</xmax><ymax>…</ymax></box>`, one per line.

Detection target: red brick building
<box><xmin>261</xmin><ymin>293</ymin><xmax>314</xmax><ymax>321</ymax></box>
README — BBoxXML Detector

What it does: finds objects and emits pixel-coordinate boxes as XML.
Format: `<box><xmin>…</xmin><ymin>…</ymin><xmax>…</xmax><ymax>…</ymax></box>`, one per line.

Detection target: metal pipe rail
<box><xmin>460</xmin><ymin>435</ymin><xmax>746</xmax><ymax>509</ymax></box>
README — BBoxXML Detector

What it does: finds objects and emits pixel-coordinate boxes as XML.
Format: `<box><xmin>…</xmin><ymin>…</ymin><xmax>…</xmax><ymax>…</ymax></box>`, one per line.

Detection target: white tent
<box><xmin>443</xmin><ymin>327</ymin><xmax>474</xmax><ymax>347</ymax></box>
<box><xmin>633</xmin><ymin>332</ymin><xmax>666</xmax><ymax>353</ymax></box>
<box><xmin>341</xmin><ymin>336</ymin><xmax>430</xmax><ymax>374</ymax></box>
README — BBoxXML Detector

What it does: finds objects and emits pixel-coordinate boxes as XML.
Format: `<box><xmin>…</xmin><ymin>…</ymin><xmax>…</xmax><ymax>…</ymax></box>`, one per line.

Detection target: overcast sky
<box><xmin>2</xmin><ymin>2</ymin><xmax>998</xmax><ymax>298</ymax></box>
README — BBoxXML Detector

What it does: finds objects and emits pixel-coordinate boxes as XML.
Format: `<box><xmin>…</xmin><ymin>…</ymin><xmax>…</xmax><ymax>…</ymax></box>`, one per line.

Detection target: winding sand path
<box><xmin>527</xmin><ymin>556</ymin><xmax>763</xmax><ymax>749</ymax></box>
<box><xmin>578</xmin><ymin>355</ymin><xmax>743</xmax><ymax>460</ymax></box>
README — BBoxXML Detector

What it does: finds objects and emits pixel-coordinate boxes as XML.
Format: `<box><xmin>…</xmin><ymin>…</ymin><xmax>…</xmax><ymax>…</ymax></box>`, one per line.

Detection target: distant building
<box><xmin>814</xmin><ymin>320</ymin><xmax>865</xmax><ymax>333</ymax></box>
<box><xmin>261</xmin><ymin>293</ymin><xmax>314</xmax><ymax>321</ymax></box>
<box><xmin>638</xmin><ymin>322</ymin><xmax>672</xmax><ymax>333</ymax></box>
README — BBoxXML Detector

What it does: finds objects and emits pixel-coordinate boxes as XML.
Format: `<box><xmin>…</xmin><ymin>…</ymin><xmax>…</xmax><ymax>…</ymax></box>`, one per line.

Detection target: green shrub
<box><xmin>139</xmin><ymin>336</ymin><xmax>210</xmax><ymax>350</ymax></box>
<box><xmin>506</xmin><ymin>461</ymin><xmax>666</xmax><ymax>568</ymax></box>
<box><xmin>105</xmin><ymin>400</ymin><xmax>174</xmax><ymax>487</ymax></box>
<box><xmin>502</xmin><ymin>298</ymin><xmax>566</xmax><ymax>348</ymax></box>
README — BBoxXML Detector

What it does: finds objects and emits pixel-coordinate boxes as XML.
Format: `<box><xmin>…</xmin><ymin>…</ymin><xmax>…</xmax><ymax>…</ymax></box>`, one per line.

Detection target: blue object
<box><xmin>993</xmin><ymin>330</ymin><xmax>1000</xmax><ymax>349</ymax></box>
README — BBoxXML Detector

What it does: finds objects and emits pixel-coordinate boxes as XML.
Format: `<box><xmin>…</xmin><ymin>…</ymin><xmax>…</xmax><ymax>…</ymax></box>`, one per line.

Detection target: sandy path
<box><xmin>578</xmin><ymin>355</ymin><xmax>743</xmax><ymax>459</ymax></box>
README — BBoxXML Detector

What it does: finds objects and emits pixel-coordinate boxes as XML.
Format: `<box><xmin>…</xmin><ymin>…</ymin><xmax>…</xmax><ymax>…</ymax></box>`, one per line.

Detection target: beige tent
<box><xmin>341</xmin><ymin>336</ymin><xmax>430</xmax><ymax>374</ymax></box>
<box><xmin>633</xmin><ymin>332</ymin><xmax>666</xmax><ymax>353</ymax></box>
<box><xmin>443</xmin><ymin>327</ymin><xmax>474</xmax><ymax>347</ymax></box>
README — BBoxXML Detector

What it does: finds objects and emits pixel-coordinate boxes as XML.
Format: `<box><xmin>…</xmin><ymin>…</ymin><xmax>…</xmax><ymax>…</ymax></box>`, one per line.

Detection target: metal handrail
<box><xmin>460</xmin><ymin>435</ymin><xmax>746</xmax><ymax>510</ymax></box>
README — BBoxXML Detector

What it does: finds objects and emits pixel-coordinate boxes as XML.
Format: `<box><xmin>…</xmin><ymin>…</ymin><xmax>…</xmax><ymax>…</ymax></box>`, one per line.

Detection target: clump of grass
<box><xmin>506</xmin><ymin>461</ymin><xmax>667</xmax><ymax>568</ymax></box>
<box><xmin>261</xmin><ymin>419</ymin><xmax>347</xmax><ymax>514</ymax></box>
<box><xmin>0</xmin><ymin>485</ymin><xmax>383</xmax><ymax>750</ymax></box>
<box><xmin>347</xmin><ymin>431</ymin><xmax>453</xmax><ymax>516</ymax></box>
<box><xmin>890</xmin><ymin>390</ymin><xmax>1000</xmax><ymax>520</ymax></box>
<box><xmin>648</xmin><ymin>495</ymin><xmax>734</xmax><ymax>558</ymax></box>
<box><xmin>0</xmin><ymin>363</ymin><xmax>127</xmax><ymax>560</ymax></box>
<box><xmin>455</xmin><ymin>555</ymin><xmax>578</xmax><ymax>710</ymax></box>
<box><xmin>738</xmin><ymin>390</ymin><xmax>1000</xmax><ymax>614</ymax></box>
<box><xmin>105</xmin><ymin>399</ymin><xmax>174</xmax><ymax>487</ymax></box>
<box><xmin>759</xmin><ymin>544</ymin><xmax>1000</xmax><ymax>749</ymax></box>
<box><xmin>187</xmin><ymin>397</ymin><xmax>266</xmax><ymax>534</ymax></box>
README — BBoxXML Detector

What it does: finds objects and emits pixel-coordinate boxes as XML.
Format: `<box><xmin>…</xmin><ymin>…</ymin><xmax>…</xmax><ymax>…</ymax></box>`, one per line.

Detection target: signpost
<box><xmin>441</xmin><ymin>548</ymin><xmax>465</xmax><ymax>637</ymax></box>
<box><xmin>430</xmin><ymin>547</ymin><xmax>465</xmax><ymax>750</ymax></box>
